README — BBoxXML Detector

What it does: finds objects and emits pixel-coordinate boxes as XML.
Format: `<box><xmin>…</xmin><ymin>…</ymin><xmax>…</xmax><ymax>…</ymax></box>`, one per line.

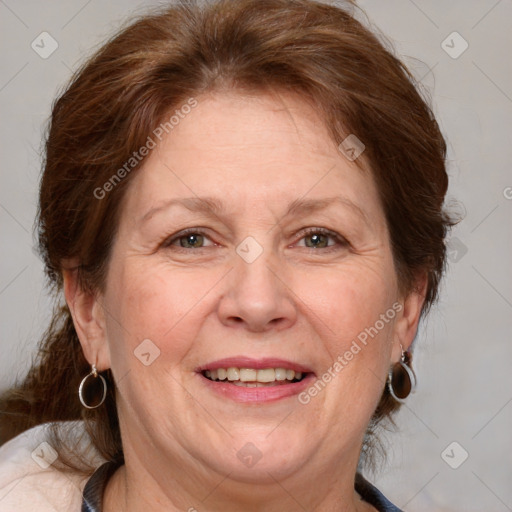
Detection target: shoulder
<box><xmin>0</xmin><ymin>421</ymin><xmax>104</xmax><ymax>512</ymax></box>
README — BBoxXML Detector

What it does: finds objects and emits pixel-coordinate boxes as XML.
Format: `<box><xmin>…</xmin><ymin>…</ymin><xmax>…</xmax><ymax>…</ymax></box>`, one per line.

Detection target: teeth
<box><xmin>239</xmin><ymin>368</ymin><xmax>257</xmax><ymax>382</ymax></box>
<box><xmin>227</xmin><ymin>367</ymin><xmax>239</xmax><ymax>381</ymax></box>
<box><xmin>203</xmin><ymin>367</ymin><xmax>305</xmax><ymax>384</ymax></box>
<box><xmin>256</xmin><ymin>369</ymin><xmax>275</xmax><ymax>382</ymax></box>
<box><xmin>233</xmin><ymin>381</ymin><xmax>282</xmax><ymax>387</ymax></box>
<box><xmin>275</xmin><ymin>368</ymin><xmax>287</xmax><ymax>381</ymax></box>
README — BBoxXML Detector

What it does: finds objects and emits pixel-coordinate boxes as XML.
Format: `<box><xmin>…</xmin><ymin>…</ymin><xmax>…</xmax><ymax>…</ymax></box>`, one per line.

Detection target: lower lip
<box><xmin>198</xmin><ymin>373</ymin><xmax>315</xmax><ymax>403</ymax></box>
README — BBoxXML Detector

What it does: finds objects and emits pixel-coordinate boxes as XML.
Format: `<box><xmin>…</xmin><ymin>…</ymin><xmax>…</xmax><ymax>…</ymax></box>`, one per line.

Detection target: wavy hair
<box><xmin>0</xmin><ymin>0</ymin><xmax>455</xmax><ymax>472</ymax></box>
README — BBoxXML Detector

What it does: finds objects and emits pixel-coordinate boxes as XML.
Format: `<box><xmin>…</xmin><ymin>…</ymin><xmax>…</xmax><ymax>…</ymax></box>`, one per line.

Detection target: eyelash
<box><xmin>161</xmin><ymin>227</ymin><xmax>348</xmax><ymax>252</ymax></box>
<box><xmin>161</xmin><ymin>227</ymin><xmax>213</xmax><ymax>249</ymax></box>
<box><xmin>296</xmin><ymin>227</ymin><xmax>348</xmax><ymax>251</ymax></box>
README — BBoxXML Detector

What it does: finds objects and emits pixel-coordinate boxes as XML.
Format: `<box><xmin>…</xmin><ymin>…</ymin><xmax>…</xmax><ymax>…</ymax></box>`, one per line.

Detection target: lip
<box><xmin>195</xmin><ymin>357</ymin><xmax>315</xmax><ymax>404</ymax></box>
<box><xmin>195</xmin><ymin>357</ymin><xmax>314</xmax><ymax>374</ymax></box>
<box><xmin>198</xmin><ymin>372</ymin><xmax>316</xmax><ymax>403</ymax></box>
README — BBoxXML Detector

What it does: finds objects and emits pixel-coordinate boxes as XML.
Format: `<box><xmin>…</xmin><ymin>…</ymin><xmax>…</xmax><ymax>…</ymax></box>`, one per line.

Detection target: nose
<box><xmin>217</xmin><ymin>253</ymin><xmax>297</xmax><ymax>333</ymax></box>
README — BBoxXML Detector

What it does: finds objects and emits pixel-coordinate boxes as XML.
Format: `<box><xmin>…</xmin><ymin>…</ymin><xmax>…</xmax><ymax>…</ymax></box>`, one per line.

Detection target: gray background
<box><xmin>0</xmin><ymin>1</ymin><xmax>511</xmax><ymax>510</ymax></box>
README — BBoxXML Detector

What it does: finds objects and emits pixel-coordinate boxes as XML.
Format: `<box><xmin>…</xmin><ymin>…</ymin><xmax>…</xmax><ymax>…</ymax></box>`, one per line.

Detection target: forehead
<box><xmin>121</xmin><ymin>91</ymin><xmax>382</xmax><ymax>223</ymax></box>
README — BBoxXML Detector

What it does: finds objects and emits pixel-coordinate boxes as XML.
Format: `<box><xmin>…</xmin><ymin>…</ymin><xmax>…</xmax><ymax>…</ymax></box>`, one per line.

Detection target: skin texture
<box><xmin>64</xmin><ymin>90</ymin><xmax>426</xmax><ymax>512</ymax></box>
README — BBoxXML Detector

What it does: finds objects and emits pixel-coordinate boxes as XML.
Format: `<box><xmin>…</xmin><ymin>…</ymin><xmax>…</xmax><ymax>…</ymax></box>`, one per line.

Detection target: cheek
<box><xmin>103</xmin><ymin>261</ymin><xmax>223</xmax><ymax>372</ymax></box>
<box><xmin>294</xmin><ymin>260</ymin><xmax>397</xmax><ymax>348</ymax></box>
<box><xmin>293</xmin><ymin>261</ymin><xmax>397</xmax><ymax>416</ymax></box>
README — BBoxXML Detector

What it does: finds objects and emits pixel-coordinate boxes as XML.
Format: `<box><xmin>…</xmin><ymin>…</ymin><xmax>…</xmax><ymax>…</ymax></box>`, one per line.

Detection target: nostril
<box><xmin>226</xmin><ymin>316</ymin><xmax>245</xmax><ymax>326</ymax></box>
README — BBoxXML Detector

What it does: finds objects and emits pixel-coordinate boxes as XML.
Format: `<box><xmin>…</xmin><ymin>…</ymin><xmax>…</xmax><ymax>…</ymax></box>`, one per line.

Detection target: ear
<box><xmin>392</xmin><ymin>272</ymin><xmax>429</xmax><ymax>361</ymax></box>
<box><xmin>63</xmin><ymin>268</ymin><xmax>111</xmax><ymax>371</ymax></box>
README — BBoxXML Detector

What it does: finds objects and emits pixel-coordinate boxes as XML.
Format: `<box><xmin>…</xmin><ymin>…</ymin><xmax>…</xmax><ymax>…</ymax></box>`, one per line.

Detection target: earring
<box><xmin>387</xmin><ymin>345</ymin><xmax>416</xmax><ymax>403</ymax></box>
<box><xmin>79</xmin><ymin>364</ymin><xmax>107</xmax><ymax>409</ymax></box>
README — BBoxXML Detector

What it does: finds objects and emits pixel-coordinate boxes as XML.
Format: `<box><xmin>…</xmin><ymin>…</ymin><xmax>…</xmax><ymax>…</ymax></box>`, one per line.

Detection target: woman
<box><xmin>0</xmin><ymin>0</ymin><xmax>454</xmax><ymax>510</ymax></box>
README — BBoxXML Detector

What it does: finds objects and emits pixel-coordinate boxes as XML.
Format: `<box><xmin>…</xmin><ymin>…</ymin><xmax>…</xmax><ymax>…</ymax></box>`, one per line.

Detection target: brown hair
<box><xmin>0</xmin><ymin>0</ymin><xmax>455</xmax><ymax>471</ymax></box>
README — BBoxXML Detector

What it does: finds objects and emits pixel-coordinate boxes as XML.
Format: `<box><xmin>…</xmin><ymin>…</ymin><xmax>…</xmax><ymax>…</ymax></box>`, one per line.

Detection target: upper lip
<box><xmin>196</xmin><ymin>357</ymin><xmax>314</xmax><ymax>374</ymax></box>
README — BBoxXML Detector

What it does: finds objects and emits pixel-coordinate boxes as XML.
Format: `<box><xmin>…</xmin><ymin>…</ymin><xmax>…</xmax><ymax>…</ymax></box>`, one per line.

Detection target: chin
<box><xmin>213</xmin><ymin>430</ymin><xmax>313</xmax><ymax>483</ymax></box>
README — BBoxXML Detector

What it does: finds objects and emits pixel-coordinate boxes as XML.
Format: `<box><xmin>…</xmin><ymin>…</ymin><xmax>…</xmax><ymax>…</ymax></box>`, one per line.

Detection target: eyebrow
<box><xmin>140</xmin><ymin>196</ymin><xmax>225</xmax><ymax>224</ymax></box>
<box><xmin>285</xmin><ymin>196</ymin><xmax>370</xmax><ymax>226</ymax></box>
<box><xmin>139</xmin><ymin>195</ymin><xmax>370</xmax><ymax>227</ymax></box>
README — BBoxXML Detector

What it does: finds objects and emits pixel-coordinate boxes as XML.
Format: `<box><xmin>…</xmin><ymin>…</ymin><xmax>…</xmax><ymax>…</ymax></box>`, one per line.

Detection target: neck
<box><xmin>104</xmin><ymin>452</ymin><xmax>375</xmax><ymax>512</ymax></box>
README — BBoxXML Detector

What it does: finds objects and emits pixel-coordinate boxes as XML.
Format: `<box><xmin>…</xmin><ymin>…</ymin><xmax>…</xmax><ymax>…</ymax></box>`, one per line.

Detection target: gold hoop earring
<box><xmin>387</xmin><ymin>345</ymin><xmax>416</xmax><ymax>403</ymax></box>
<box><xmin>78</xmin><ymin>364</ymin><xmax>107</xmax><ymax>409</ymax></box>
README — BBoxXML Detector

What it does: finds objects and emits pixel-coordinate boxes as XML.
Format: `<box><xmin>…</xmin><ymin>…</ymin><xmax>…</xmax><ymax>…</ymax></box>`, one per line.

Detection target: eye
<box><xmin>296</xmin><ymin>228</ymin><xmax>347</xmax><ymax>250</ymax></box>
<box><xmin>178</xmin><ymin>233</ymin><xmax>206</xmax><ymax>248</ymax></box>
<box><xmin>163</xmin><ymin>229</ymin><xmax>215</xmax><ymax>249</ymax></box>
<box><xmin>303</xmin><ymin>232</ymin><xmax>331</xmax><ymax>249</ymax></box>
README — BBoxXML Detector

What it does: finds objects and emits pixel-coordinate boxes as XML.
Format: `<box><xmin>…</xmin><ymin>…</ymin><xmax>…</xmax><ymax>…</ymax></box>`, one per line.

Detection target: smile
<box><xmin>202</xmin><ymin>367</ymin><xmax>306</xmax><ymax>386</ymax></box>
<box><xmin>196</xmin><ymin>357</ymin><xmax>314</xmax><ymax>402</ymax></box>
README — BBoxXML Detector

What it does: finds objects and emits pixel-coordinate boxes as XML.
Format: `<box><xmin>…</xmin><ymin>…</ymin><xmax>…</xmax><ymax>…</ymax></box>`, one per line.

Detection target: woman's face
<box><xmin>89</xmin><ymin>91</ymin><xmax>421</xmax><ymax>487</ymax></box>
